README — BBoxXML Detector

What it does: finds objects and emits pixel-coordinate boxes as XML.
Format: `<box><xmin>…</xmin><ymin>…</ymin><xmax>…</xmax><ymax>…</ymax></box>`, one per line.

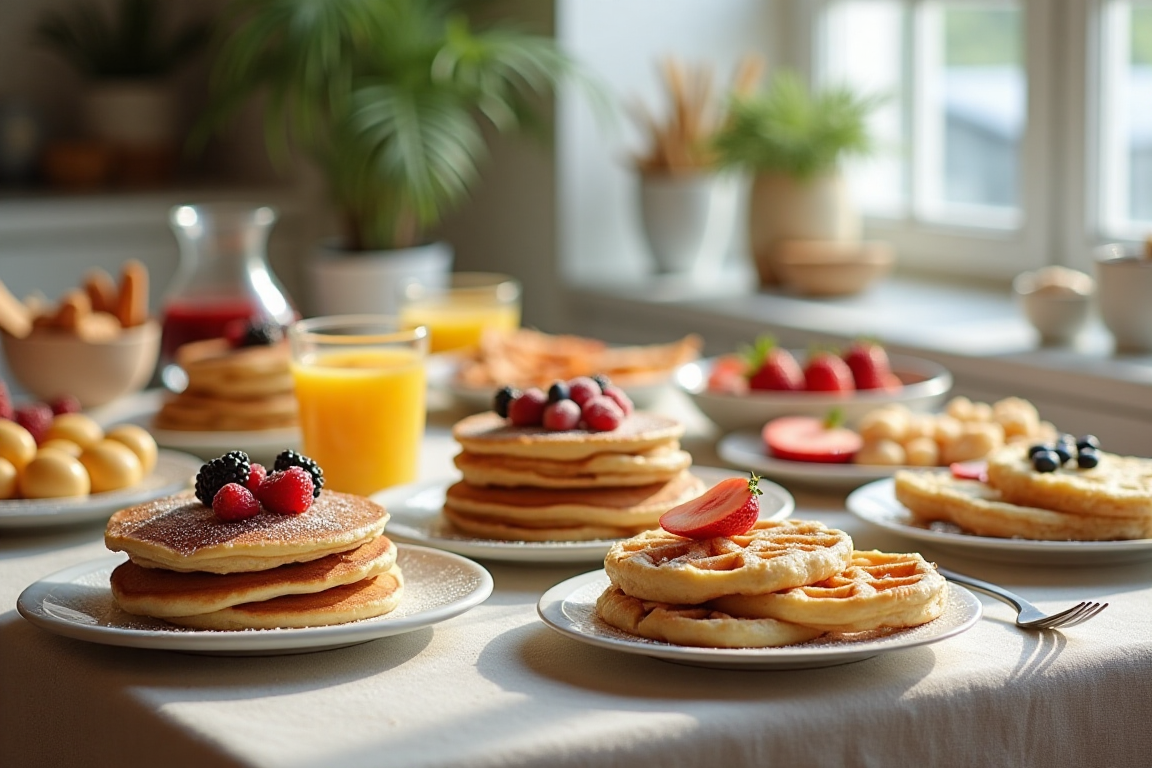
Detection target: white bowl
<box><xmin>676</xmin><ymin>354</ymin><xmax>953</xmax><ymax>432</ymax></box>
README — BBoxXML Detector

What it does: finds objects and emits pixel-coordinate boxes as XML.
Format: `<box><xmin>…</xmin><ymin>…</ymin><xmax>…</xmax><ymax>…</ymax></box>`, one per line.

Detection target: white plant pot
<box><xmin>308</xmin><ymin>241</ymin><xmax>454</xmax><ymax>317</ymax></box>
<box><xmin>83</xmin><ymin>81</ymin><xmax>176</xmax><ymax>148</ymax></box>
<box><xmin>637</xmin><ymin>171</ymin><xmax>739</xmax><ymax>275</ymax></box>
<box><xmin>748</xmin><ymin>173</ymin><xmax>861</xmax><ymax>286</ymax></box>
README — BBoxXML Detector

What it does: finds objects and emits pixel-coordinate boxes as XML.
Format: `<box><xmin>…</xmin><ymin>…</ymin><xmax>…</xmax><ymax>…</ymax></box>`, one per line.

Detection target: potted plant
<box><xmin>35</xmin><ymin>0</ymin><xmax>211</xmax><ymax>184</ymax></box>
<box><xmin>714</xmin><ymin>71</ymin><xmax>880</xmax><ymax>287</ymax></box>
<box><xmin>198</xmin><ymin>0</ymin><xmax>572</xmax><ymax>316</ymax></box>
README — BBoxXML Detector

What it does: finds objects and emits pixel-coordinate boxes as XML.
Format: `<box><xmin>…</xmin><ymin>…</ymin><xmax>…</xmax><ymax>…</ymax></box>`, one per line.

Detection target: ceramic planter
<box><xmin>308</xmin><ymin>241</ymin><xmax>454</xmax><ymax>316</ymax></box>
<box><xmin>748</xmin><ymin>173</ymin><xmax>860</xmax><ymax>286</ymax></box>
<box><xmin>637</xmin><ymin>171</ymin><xmax>739</xmax><ymax>275</ymax></box>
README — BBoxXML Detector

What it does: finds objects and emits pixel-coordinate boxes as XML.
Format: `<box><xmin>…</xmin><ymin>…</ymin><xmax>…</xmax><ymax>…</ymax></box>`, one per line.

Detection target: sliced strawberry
<box><xmin>659</xmin><ymin>474</ymin><xmax>763</xmax><ymax>539</ymax></box>
<box><xmin>803</xmin><ymin>352</ymin><xmax>855</xmax><ymax>393</ymax></box>
<box><xmin>950</xmin><ymin>461</ymin><xmax>988</xmax><ymax>482</ymax></box>
<box><xmin>763</xmin><ymin>415</ymin><xmax>862</xmax><ymax>463</ymax></box>
<box><xmin>842</xmin><ymin>340</ymin><xmax>893</xmax><ymax>390</ymax></box>
<box><xmin>707</xmin><ymin>355</ymin><xmax>748</xmax><ymax>393</ymax></box>
<box><xmin>744</xmin><ymin>337</ymin><xmax>804</xmax><ymax>391</ymax></box>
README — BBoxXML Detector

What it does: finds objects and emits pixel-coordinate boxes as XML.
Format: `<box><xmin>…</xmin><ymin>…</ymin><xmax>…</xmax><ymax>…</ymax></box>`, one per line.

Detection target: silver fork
<box><xmin>937</xmin><ymin>567</ymin><xmax>1108</xmax><ymax>630</ymax></box>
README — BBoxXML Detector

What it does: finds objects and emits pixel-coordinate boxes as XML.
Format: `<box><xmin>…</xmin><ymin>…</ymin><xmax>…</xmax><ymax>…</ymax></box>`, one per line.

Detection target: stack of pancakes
<box><xmin>105</xmin><ymin>490</ymin><xmax>401</xmax><ymax>629</ymax></box>
<box><xmin>895</xmin><ymin>443</ymin><xmax>1152</xmax><ymax>540</ymax></box>
<box><xmin>445</xmin><ymin>412</ymin><xmax>705</xmax><ymax>541</ymax></box>
<box><xmin>597</xmin><ymin>519</ymin><xmax>948</xmax><ymax>648</ymax></box>
<box><xmin>156</xmin><ymin>338</ymin><xmax>297</xmax><ymax>431</ymax></box>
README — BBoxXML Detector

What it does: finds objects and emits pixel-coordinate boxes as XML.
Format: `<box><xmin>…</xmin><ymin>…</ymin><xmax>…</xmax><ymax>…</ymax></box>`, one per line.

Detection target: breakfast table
<box><xmin>2</xmin><ymin>391</ymin><xmax>1150</xmax><ymax>768</ymax></box>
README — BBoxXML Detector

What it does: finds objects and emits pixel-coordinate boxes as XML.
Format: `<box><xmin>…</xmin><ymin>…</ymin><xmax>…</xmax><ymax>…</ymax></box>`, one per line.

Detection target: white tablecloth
<box><xmin>3</xmin><ymin>395</ymin><xmax>1151</xmax><ymax>768</ymax></box>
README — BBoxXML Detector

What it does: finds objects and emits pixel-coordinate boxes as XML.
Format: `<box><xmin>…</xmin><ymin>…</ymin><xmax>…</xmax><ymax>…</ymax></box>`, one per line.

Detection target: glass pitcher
<box><xmin>161</xmin><ymin>203</ymin><xmax>296</xmax><ymax>386</ymax></box>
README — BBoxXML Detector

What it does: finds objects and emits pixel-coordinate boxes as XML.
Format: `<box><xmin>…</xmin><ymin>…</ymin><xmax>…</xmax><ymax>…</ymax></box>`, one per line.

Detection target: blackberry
<box><xmin>239</xmin><ymin>320</ymin><xmax>284</xmax><ymax>348</ymax></box>
<box><xmin>493</xmin><ymin>386</ymin><xmax>518</xmax><ymax>419</ymax></box>
<box><xmin>273</xmin><ymin>449</ymin><xmax>324</xmax><ymax>498</ymax></box>
<box><xmin>195</xmin><ymin>451</ymin><xmax>251</xmax><ymax>506</ymax></box>
<box><xmin>547</xmin><ymin>380</ymin><xmax>570</xmax><ymax>403</ymax></box>
<box><xmin>591</xmin><ymin>374</ymin><xmax>612</xmax><ymax>393</ymax></box>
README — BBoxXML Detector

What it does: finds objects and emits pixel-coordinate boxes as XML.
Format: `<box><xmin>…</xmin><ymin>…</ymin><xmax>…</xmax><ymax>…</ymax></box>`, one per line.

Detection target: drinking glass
<box><xmin>288</xmin><ymin>316</ymin><xmax>427</xmax><ymax>495</ymax></box>
<box><xmin>399</xmin><ymin>272</ymin><xmax>521</xmax><ymax>354</ymax></box>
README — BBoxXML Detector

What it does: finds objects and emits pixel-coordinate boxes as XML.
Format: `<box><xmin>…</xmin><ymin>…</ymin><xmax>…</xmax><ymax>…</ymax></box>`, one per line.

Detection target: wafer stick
<box><xmin>84</xmin><ymin>269</ymin><xmax>118</xmax><ymax>314</ymax></box>
<box><xmin>116</xmin><ymin>260</ymin><xmax>149</xmax><ymax>327</ymax></box>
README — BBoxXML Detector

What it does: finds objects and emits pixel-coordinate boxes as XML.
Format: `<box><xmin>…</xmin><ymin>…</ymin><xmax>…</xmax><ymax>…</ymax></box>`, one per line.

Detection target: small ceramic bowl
<box><xmin>775</xmin><ymin>240</ymin><xmax>895</xmax><ymax>297</ymax></box>
<box><xmin>1094</xmin><ymin>243</ymin><xmax>1152</xmax><ymax>353</ymax></box>
<box><xmin>1012</xmin><ymin>267</ymin><xmax>1094</xmax><ymax>346</ymax></box>
<box><xmin>2</xmin><ymin>321</ymin><xmax>160</xmax><ymax>407</ymax></box>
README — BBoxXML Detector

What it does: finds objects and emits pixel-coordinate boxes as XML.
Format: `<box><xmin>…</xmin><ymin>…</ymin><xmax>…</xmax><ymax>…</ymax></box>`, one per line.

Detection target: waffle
<box><xmin>604</xmin><ymin>519</ymin><xmax>854</xmax><ymax>605</ymax></box>
<box><xmin>105</xmin><ymin>491</ymin><xmax>391</xmax><ymax>573</ymax></box>
<box><xmin>894</xmin><ymin>470</ymin><xmax>1152</xmax><ymax>540</ymax></box>
<box><xmin>596</xmin><ymin>585</ymin><xmax>823</xmax><ymax>648</ymax></box>
<box><xmin>986</xmin><ymin>444</ymin><xmax>1152</xmax><ymax>519</ymax></box>
<box><xmin>165</xmin><ymin>567</ymin><xmax>404</xmax><ymax>630</ymax></box>
<box><xmin>453</xmin><ymin>412</ymin><xmax>684</xmax><ymax>462</ymax></box>
<box><xmin>110</xmin><ymin>535</ymin><xmax>398</xmax><ymax>617</ymax></box>
<box><xmin>453</xmin><ymin>446</ymin><xmax>692</xmax><ymax>488</ymax></box>
<box><xmin>710</xmin><ymin>550</ymin><xmax>947</xmax><ymax>632</ymax></box>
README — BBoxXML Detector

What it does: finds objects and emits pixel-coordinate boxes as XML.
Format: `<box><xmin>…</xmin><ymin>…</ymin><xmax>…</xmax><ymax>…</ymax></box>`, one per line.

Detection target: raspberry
<box><xmin>581</xmin><ymin>396</ymin><xmax>624</xmax><ymax>432</ymax></box>
<box><xmin>507</xmin><ymin>388</ymin><xmax>547</xmax><ymax>426</ymax></box>
<box><xmin>542</xmin><ymin>399</ymin><xmax>581</xmax><ymax>431</ymax></box>
<box><xmin>195</xmin><ymin>451</ymin><xmax>251</xmax><ymax>506</ymax></box>
<box><xmin>212</xmin><ymin>483</ymin><xmax>261</xmax><ymax>521</ymax></box>
<box><xmin>246</xmin><ymin>463</ymin><xmax>267</xmax><ymax>493</ymax></box>
<box><xmin>0</xmin><ymin>380</ymin><xmax>14</xmax><ymax>421</ymax></box>
<box><xmin>49</xmin><ymin>396</ymin><xmax>82</xmax><ymax>416</ymax></box>
<box><xmin>601</xmin><ymin>385</ymin><xmax>633</xmax><ymax>416</ymax></box>
<box><xmin>15</xmin><ymin>403</ymin><xmax>53</xmax><ymax>444</ymax></box>
<box><xmin>566</xmin><ymin>377</ymin><xmax>600</xmax><ymax>407</ymax></box>
<box><xmin>257</xmin><ymin>467</ymin><xmax>315</xmax><ymax>515</ymax></box>
<box><xmin>273</xmin><ymin>449</ymin><xmax>324</xmax><ymax>497</ymax></box>
<box><xmin>493</xmin><ymin>385</ymin><xmax>518</xmax><ymax>418</ymax></box>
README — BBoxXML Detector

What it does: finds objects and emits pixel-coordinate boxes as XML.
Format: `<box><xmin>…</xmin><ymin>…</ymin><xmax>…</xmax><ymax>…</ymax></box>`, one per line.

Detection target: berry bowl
<box><xmin>675</xmin><ymin>353</ymin><xmax>953</xmax><ymax>433</ymax></box>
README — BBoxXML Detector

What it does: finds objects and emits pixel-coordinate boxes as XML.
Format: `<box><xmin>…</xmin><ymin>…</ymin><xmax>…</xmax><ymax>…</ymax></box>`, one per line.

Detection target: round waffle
<box><xmin>596</xmin><ymin>585</ymin><xmax>823</xmax><ymax>648</ymax></box>
<box><xmin>604</xmin><ymin>519</ymin><xmax>854</xmax><ymax>605</ymax></box>
<box><xmin>452</xmin><ymin>412</ymin><xmax>684</xmax><ymax>461</ymax></box>
<box><xmin>894</xmin><ymin>470</ymin><xmax>1152</xmax><ymax>540</ymax></box>
<box><xmin>105</xmin><ymin>491</ymin><xmax>391</xmax><ymax>574</ymax></box>
<box><xmin>110</xmin><ymin>535</ymin><xmax>397</xmax><ymax>617</ymax></box>
<box><xmin>710</xmin><ymin>550</ymin><xmax>947</xmax><ymax>632</ymax></box>
<box><xmin>165</xmin><ymin>566</ymin><xmax>404</xmax><ymax>630</ymax></box>
<box><xmin>453</xmin><ymin>447</ymin><xmax>692</xmax><ymax>488</ymax></box>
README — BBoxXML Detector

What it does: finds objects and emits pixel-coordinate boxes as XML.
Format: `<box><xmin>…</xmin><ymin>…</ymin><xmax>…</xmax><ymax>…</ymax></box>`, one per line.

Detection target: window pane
<box><xmin>919</xmin><ymin>2</ymin><xmax>1025</xmax><ymax>225</ymax></box>
<box><xmin>1104</xmin><ymin>1</ymin><xmax>1152</xmax><ymax>230</ymax></box>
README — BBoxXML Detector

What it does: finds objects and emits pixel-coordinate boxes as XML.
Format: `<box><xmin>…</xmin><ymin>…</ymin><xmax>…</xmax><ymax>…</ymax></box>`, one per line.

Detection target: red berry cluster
<box><xmin>710</xmin><ymin>338</ymin><xmax>902</xmax><ymax>395</ymax></box>
<box><xmin>210</xmin><ymin>459</ymin><xmax>316</xmax><ymax>521</ymax></box>
<box><xmin>0</xmin><ymin>378</ymin><xmax>82</xmax><ymax>444</ymax></box>
<box><xmin>494</xmin><ymin>376</ymin><xmax>634</xmax><ymax>432</ymax></box>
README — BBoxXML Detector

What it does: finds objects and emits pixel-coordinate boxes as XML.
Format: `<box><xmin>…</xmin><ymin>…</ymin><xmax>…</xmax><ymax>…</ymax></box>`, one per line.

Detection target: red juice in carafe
<box><xmin>160</xmin><ymin>300</ymin><xmax>263</xmax><ymax>359</ymax></box>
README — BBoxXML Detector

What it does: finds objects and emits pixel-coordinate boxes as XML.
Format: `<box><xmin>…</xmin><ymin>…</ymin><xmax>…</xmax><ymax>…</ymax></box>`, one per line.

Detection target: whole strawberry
<box><xmin>803</xmin><ymin>352</ymin><xmax>855</xmax><ymax>393</ymax></box>
<box><xmin>257</xmin><ymin>466</ymin><xmax>315</xmax><ymax>515</ymax></box>
<box><xmin>744</xmin><ymin>337</ymin><xmax>803</xmax><ymax>391</ymax></box>
<box><xmin>842</xmin><ymin>340</ymin><xmax>895</xmax><ymax>391</ymax></box>
<box><xmin>15</xmin><ymin>403</ymin><xmax>53</xmax><ymax>444</ymax></box>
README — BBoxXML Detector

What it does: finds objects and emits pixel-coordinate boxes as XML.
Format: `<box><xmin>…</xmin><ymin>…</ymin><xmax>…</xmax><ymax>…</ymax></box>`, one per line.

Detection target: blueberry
<box><xmin>1032</xmin><ymin>450</ymin><xmax>1060</xmax><ymax>473</ymax></box>
<box><xmin>591</xmin><ymin>374</ymin><xmax>611</xmax><ymax>393</ymax></box>
<box><xmin>1076</xmin><ymin>435</ymin><xmax>1100</xmax><ymax>452</ymax></box>
<box><xmin>547</xmin><ymin>380</ymin><xmax>570</xmax><ymax>403</ymax></box>
<box><xmin>1052</xmin><ymin>443</ymin><xmax>1073</xmax><ymax>464</ymax></box>
<box><xmin>493</xmin><ymin>386</ymin><xmax>518</xmax><ymax>419</ymax></box>
<box><xmin>1027</xmin><ymin>444</ymin><xmax>1049</xmax><ymax>458</ymax></box>
<box><xmin>1077</xmin><ymin>449</ymin><xmax>1099</xmax><ymax>469</ymax></box>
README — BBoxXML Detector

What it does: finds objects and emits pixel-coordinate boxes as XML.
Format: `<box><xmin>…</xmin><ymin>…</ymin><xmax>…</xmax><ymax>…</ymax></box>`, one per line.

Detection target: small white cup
<box><xmin>1013</xmin><ymin>267</ymin><xmax>1094</xmax><ymax>346</ymax></box>
<box><xmin>1095</xmin><ymin>243</ymin><xmax>1152</xmax><ymax>353</ymax></box>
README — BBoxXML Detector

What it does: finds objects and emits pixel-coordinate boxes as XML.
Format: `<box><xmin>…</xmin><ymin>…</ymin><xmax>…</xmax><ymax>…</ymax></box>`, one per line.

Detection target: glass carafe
<box><xmin>161</xmin><ymin>203</ymin><xmax>296</xmax><ymax>385</ymax></box>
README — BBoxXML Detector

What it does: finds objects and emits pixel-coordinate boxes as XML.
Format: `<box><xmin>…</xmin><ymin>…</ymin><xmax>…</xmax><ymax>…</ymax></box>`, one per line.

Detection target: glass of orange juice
<box><xmin>399</xmin><ymin>272</ymin><xmax>521</xmax><ymax>354</ymax></box>
<box><xmin>288</xmin><ymin>315</ymin><xmax>428</xmax><ymax>495</ymax></box>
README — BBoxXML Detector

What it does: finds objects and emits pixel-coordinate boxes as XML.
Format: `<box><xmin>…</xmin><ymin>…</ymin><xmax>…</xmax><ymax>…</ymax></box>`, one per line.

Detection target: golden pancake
<box><xmin>452</xmin><ymin>412</ymin><xmax>684</xmax><ymax>461</ymax></box>
<box><xmin>165</xmin><ymin>566</ymin><xmax>404</xmax><ymax>630</ymax></box>
<box><xmin>453</xmin><ymin>447</ymin><xmax>692</xmax><ymax>488</ymax></box>
<box><xmin>178</xmin><ymin>339</ymin><xmax>294</xmax><ymax>398</ymax></box>
<box><xmin>442</xmin><ymin>507</ymin><xmax>655</xmax><ymax>541</ymax></box>
<box><xmin>105</xmin><ymin>490</ymin><xmax>391</xmax><ymax>574</ymax></box>
<box><xmin>155</xmin><ymin>392</ymin><xmax>298</xmax><ymax>432</ymax></box>
<box><xmin>110</xmin><ymin>535</ymin><xmax>397</xmax><ymax>617</ymax></box>
<box><xmin>443</xmin><ymin>471</ymin><xmax>705</xmax><ymax>527</ymax></box>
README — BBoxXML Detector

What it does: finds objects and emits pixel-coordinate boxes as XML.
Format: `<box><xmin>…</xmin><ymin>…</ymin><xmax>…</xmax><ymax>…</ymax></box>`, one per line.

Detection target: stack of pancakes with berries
<box><xmin>104</xmin><ymin>450</ymin><xmax>401</xmax><ymax>629</ymax></box>
<box><xmin>445</xmin><ymin>375</ymin><xmax>704</xmax><ymax>541</ymax></box>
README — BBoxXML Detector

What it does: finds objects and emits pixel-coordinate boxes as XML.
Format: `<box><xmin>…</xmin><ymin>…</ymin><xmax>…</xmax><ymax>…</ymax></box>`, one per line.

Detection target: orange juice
<box><xmin>291</xmin><ymin>348</ymin><xmax>425</xmax><ymax>495</ymax></box>
<box><xmin>401</xmin><ymin>302</ymin><xmax>520</xmax><ymax>353</ymax></box>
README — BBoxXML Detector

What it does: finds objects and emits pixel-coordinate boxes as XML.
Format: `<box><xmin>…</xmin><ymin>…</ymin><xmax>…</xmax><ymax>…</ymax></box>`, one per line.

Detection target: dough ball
<box><xmin>79</xmin><ymin>440</ymin><xmax>143</xmax><ymax>493</ymax></box>
<box><xmin>0</xmin><ymin>458</ymin><xmax>16</xmax><ymax>499</ymax></box>
<box><xmin>854</xmin><ymin>439</ymin><xmax>906</xmax><ymax>466</ymax></box>
<box><xmin>45</xmin><ymin>414</ymin><xmax>104</xmax><ymax>449</ymax></box>
<box><xmin>19</xmin><ymin>448</ymin><xmax>90</xmax><ymax>499</ymax></box>
<box><xmin>105</xmin><ymin>424</ymin><xmax>158</xmax><ymax>475</ymax></box>
<box><xmin>0</xmin><ymin>420</ymin><xmax>37</xmax><ymax>471</ymax></box>
<box><xmin>903</xmin><ymin>437</ymin><xmax>940</xmax><ymax>467</ymax></box>
<box><xmin>39</xmin><ymin>439</ymin><xmax>82</xmax><ymax>458</ymax></box>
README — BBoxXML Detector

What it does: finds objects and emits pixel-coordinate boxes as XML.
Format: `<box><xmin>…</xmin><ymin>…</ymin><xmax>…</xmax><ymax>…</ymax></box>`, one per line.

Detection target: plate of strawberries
<box><xmin>675</xmin><ymin>338</ymin><xmax>952</xmax><ymax>433</ymax></box>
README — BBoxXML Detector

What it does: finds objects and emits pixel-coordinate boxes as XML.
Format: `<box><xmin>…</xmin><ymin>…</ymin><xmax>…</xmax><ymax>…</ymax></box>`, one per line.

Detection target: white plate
<box><xmin>537</xmin><ymin>570</ymin><xmax>981</xmax><ymax>670</ymax></box>
<box><xmin>718</xmin><ymin>430</ymin><xmax>902</xmax><ymax>491</ymax></box>
<box><xmin>374</xmin><ymin>466</ymin><xmax>795</xmax><ymax>564</ymax></box>
<box><xmin>16</xmin><ymin>544</ymin><xmax>493</xmax><ymax>655</ymax></box>
<box><xmin>677</xmin><ymin>354</ymin><xmax>952</xmax><ymax>433</ymax></box>
<box><xmin>847</xmin><ymin>478</ymin><xmax>1152</xmax><ymax>565</ymax></box>
<box><xmin>0</xmin><ymin>450</ymin><xmax>202</xmax><ymax>529</ymax></box>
